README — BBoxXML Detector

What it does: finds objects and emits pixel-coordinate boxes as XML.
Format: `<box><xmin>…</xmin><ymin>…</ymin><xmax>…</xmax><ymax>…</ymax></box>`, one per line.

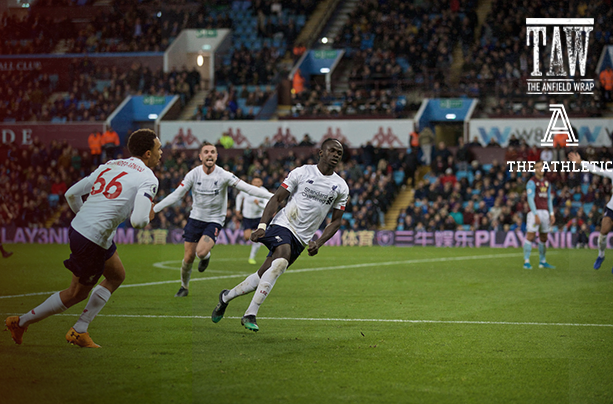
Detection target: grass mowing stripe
<box><xmin>0</xmin><ymin>251</ymin><xmax>529</xmax><ymax>300</ymax></box>
<box><xmin>3</xmin><ymin>313</ymin><xmax>609</xmax><ymax>328</ymax></box>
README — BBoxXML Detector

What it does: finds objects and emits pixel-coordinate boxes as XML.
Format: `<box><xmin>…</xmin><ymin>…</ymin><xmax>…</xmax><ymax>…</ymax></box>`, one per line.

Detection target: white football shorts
<box><xmin>526</xmin><ymin>209</ymin><xmax>551</xmax><ymax>233</ymax></box>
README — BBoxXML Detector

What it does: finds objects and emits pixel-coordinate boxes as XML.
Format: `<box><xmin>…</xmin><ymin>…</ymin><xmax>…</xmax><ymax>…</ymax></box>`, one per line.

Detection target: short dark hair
<box><xmin>200</xmin><ymin>141</ymin><xmax>215</xmax><ymax>152</ymax></box>
<box><xmin>321</xmin><ymin>138</ymin><xmax>342</xmax><ymax>149</ymax></box>
<box><xmin>127</xmin><ymin>129</ymin><xmax>157</xmax><ymax>157</ymax></box>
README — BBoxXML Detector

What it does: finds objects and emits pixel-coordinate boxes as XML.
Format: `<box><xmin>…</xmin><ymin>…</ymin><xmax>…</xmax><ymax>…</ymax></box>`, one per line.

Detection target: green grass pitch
<box><xmin>1</xmin><ymin>243</ymin><xmax>612</xmax><ymax>403</ymax></box>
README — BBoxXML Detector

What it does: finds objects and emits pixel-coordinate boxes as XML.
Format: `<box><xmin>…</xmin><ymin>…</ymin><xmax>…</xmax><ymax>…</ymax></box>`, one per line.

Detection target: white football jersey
<box><xmin>155</xmin><ymin>165</ymin><xmax>239</xmax><ymax>225</ymax></box>
<box><xmin>271</xmin><ymin>164</ymin><xmax>349</xmax><ymax>245</ymax></box>
<box><xmin>70</xmin><ymin>157</ymin><xmax>158</xmax><ymax>249</ymax></box>
<box><xmin>236</xmin><ymin>188</ymin><xmax>270</xmax><ymax>219</ymax></box>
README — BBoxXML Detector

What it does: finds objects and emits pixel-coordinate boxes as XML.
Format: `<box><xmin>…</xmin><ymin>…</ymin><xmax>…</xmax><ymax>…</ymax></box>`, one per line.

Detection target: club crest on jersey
<box><xmin>332</xmin><ymin>185</ymin><xmax>338</xmax><ymax>191</ymax></box>
<box><xmin>275</xmin><ymin>236</ymin><xmax>283</xmax><ymax>242</ymax></box>
<box><xmin>306</xmin><ymin>180</ymin><xmax>314</xmax><ymax>184</ymax></box>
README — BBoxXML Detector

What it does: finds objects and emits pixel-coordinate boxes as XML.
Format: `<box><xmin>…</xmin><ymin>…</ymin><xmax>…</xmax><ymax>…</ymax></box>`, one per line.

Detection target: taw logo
<box><xmin>541</xmin><ymin>104</ymin><xmax>578</xmax><ymax>147</ymax></box>
<box><xmin>526</xmin><ymin>18</ymin><xmax>594</xmax><ymax>95</ymax></box>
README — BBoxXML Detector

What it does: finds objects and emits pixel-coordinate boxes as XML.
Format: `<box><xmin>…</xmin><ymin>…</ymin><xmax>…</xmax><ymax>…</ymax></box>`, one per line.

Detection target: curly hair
<box><xmin>127</xmin><ymin>129</ymin><xmax>158</xmax><ymax>157</ymax></box>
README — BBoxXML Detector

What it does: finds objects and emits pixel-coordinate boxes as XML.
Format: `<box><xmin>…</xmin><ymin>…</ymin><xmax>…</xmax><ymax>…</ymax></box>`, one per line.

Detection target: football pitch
<box><xmin>1</xmin><ymin>243</ymin><xmax>612</xmax><ymax>404</ymax></box>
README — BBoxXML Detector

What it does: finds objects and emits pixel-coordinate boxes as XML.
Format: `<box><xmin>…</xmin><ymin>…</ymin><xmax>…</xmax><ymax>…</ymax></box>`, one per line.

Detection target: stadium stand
<box><xmin>465</xmin><ymin>0</ymin><xmax>612</xmax><ymax>118</ymax></box>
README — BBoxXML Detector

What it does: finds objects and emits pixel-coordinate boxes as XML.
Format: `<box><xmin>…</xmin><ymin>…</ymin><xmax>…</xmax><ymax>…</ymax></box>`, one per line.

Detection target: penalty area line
<box><xmin>0</xmin><ymin>252</ymin><xmax>527</xmax><ymax>300</ymax></box>
<box><xmin>3</xmin><ymin>313</ymin><xmax>609</xmax><ymax>328</ymax></box>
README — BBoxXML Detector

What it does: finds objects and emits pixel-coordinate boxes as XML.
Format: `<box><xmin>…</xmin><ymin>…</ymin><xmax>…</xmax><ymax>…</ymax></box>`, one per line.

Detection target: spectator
<box><xmin>88</xmin><ymin>131</ymin><xmax>102</xmax><ymax>167</ymax></box>
<box><xmin>218</xmin><ymin>132</ymin><xmax>235</xmax><ymax>149</ymax></box>
<box><xmin>600</xmin><ymin>66</ymin><xmax>613</xmax><ymax>102</ymax></box>
<box><xmin>418</xmin><ymin>128</ymin><xmax>435</xmax><ymax>165</ymax></box>
<box><xmin>298</xmin><ymin>134</ymin><xmax>314</xmax><ymax>147</ymax></box>
<box><xmin>102</xmin><ymin>127</ymin><xmax>120</xmax><ymax>161</ymax></box>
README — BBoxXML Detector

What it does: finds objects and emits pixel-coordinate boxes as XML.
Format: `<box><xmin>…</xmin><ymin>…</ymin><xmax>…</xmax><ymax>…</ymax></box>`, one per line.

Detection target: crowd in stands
<box><xmin>215</xmin><ymin>46</ymin><xmax>281</xmax><ymax>86</ymax></box>
<box><xmin>333</xmin><ymin>0</ymin><xmax>478</xmax><ymax>91</ymax></box>
<box><xmin>194</xmin><ymin>84</ymin><xmax>272</xmax><ymax>120</ymax></box>
<box><xmin>463</xmin><ymin>0</ymin><xmax>612</xmax><ymax>118</ymax></box>
<box><xmin>2</xmin><ymin>60</ymin><xmax>200</xmax><ymax>122</ymax></box>
<box><xmin>398</xmin><ymin>138</ymin><xmax>612</xmax><ymax>237</ymax></box>
<box><xmin>0</xmin><ymin>139</ymin><xmax>92</xmax><ymax>230</ymax></box>
<box><xmin>291</xmin><ymin>0</ymin><xmax>479</xmax><ymax>118</ymax></box>
<box><xmin>291</xmin><ymin>82</ymin><xmax>414</xmax><ymax>118</ymax></box>
<box><xmin>0</xmin><ymin>12</ymin><xmax>66</xmax><ymax>55</ymax></box>
<box><xmin>1</xmin><ymin>133</ymin><xmax>611</xmax><ymax>241</ymax></box>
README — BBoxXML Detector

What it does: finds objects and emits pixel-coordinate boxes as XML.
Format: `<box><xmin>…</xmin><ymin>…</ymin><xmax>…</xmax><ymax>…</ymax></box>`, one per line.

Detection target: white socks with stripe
<box><xmin>245</xmin><ymin>258</ymin><xmax>288</xmax><ymax>317</ymax></box>
<box><xmin>73</xmin><ymin>285</ymin><xmax>112</xmax><ymax>333</ymax></box>
<box><xmin>19</xmin><ymin>291</ymin><xmax>68</xmax><ymax>328</ymax></box>
<box><xmin>181</xmin><ymin>259</ymin><xmax>193</xmax><ymax>289</ymax></box>
<box><xmin>598</xmin><ymin>234</ymin><xmax>606</xmax><ymax>258</ymax></box>
<box><xmin>224</xmin><ymin>272</ymin><xmax>261</xmax><ymax>302</ymax></box>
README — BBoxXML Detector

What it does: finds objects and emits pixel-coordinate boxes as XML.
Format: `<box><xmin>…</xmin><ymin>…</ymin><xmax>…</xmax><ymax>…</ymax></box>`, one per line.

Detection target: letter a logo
<box><xmin>541</xmin><ymin>104</ymin><xmax>578</xmax><ymax>147</ymax></box>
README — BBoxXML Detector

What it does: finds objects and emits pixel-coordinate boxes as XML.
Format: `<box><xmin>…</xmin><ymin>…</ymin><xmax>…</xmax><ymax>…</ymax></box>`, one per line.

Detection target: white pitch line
<box><xmin>0</xmin><ymin>252</ymin><xmax>528</xmax><ymax>300</ymax></box>
<box><xmin>153</xmin><ymin>258</ymin><xmax>244</xmax><ymax>270</ymax></box>
<box><xmin>5</xmin><ymin>313</ymin><xmax>609</xmax><ymax>328</ymax></box>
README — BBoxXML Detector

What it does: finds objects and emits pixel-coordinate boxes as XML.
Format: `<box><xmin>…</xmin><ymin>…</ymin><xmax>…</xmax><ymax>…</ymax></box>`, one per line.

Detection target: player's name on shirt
<box><xmin>106</xmin><ymin>159</ymin><xmax>146</xmax><ymax>172</ymax></box>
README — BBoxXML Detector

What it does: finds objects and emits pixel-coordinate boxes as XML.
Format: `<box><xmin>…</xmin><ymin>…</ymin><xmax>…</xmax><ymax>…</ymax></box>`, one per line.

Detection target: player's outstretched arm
<box><xmin>234</xmin><ymin>180</ymin><xmax>274</xmax><ymax>199</ymax></box>
<box><xmin>65</xmin><ymin>175</ymin><xmax>96</xmax><ymax>214</ymax></box>
<box><xmin>571</xmin><ymin>151</ymin><xmax>613</xmax><ymax>180</ymax></box>
<box><xmin>153</xmin><ymin>182</ymin><xmax>189</xmax><ymax>213</ymax></box>
<box><xmin>250</xmin><ymin>187</ymin><xmax>290</xmax><ymax>242</ymax></box>
<box><xmin>308</xmin><ymin>208</ymin><xmax>344</xmax><ymax>256</ymax></box>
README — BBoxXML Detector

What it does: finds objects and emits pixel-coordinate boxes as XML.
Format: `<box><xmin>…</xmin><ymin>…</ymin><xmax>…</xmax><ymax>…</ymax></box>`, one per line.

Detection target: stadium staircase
<box><xmin>447</xmin><ymin>0</ymin><xmax>493</xmax><ymax>86</ymax></box>
<box><xmin>318</xmin><ymin>0</ymin><xmax>360</xmax><ymax>47</ymax></box>
<box><xmin>382</xmin><ymin>185</ymin><xmax>415</xmax><ymax>230</ymax></box>
<box><xmin>381</xmin><ymin>166</ymin><xmax>431</xmax><ymax>230</ymax></box>
<box><xmin>293</xmin><ymin>0</ymin><xmax>345</xmax><ymax>48</ymax></box>
<box><xmin>179</xmin><ymin>89</ymin><xmax>209</xmax><ymax>120</ymax></box>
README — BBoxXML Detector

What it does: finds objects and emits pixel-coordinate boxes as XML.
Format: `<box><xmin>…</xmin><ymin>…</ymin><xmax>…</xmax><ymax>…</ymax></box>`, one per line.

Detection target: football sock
<box><xmin>181</xmin><ymin>259</ymin><xmax>193</xmax><ymax>289</ymax></box>
<box><xmin>538</xmin><ymin>242</ymin><xmax>546</xmax><ymax>263</ymax></box>
<box><xmin>245</xmin><ymin>258</ymin><xmax>288</xmax><ymax>317</ymax></box>
<box><xmin>598</xmin><ymin>234</ymin><xmax>606</xmax><ymax>258</ymax></box>
<box><xmin>19</xmin><ymin>292</ymin><xmax>68</xmax><ymax>327</ymax></box>
<box><xmin>73</xmin><ymin>285</ymin><xmax>111</xmax><ymax>333</ymax></box>
<box><xmin>249</xmin><ymin>243</ymin><xmax>261</xmax><ymax>260</ymax></box>
<box><xmin>225</xmin><ymin>272</ymin><xmax>260</xmax><ymax>302</ymax></box>
<box><xmin>523</xmin><ymin>240</ymin><xmax>532</xmax><ymax>263</ymax></box>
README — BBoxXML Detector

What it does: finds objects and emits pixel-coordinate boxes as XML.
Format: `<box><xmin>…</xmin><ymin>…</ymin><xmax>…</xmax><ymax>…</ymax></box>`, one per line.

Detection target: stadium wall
<box><xmin>468</xmin><ymin>118</ymin><xmax>613</xmax><ymax>147</ymax></box>
<box><xmin>0</xmin><ymin>227</ymin><xmax>599</xmax><ymax>249</ymax></box>
<box><xmin>0</xmin><ymin>53</ymin><xmax>163</xmax><ymax>91</ymax></box>
<box><xmin>0</xmin><ymin>122</ymin><xmax>104</xmax><ymax>149</ymax></box>
<box><xmin>160</xmin><ymin>120</ymin><xmax>412</xmax><ymax>148</ymax></box>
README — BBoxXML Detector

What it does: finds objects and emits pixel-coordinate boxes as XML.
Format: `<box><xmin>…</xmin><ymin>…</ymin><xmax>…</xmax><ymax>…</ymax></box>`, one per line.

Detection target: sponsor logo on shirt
<box><xmin>302</xmin><ymin>187</ymin><xmax>335</xmax><ymax>205</ymax></box>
